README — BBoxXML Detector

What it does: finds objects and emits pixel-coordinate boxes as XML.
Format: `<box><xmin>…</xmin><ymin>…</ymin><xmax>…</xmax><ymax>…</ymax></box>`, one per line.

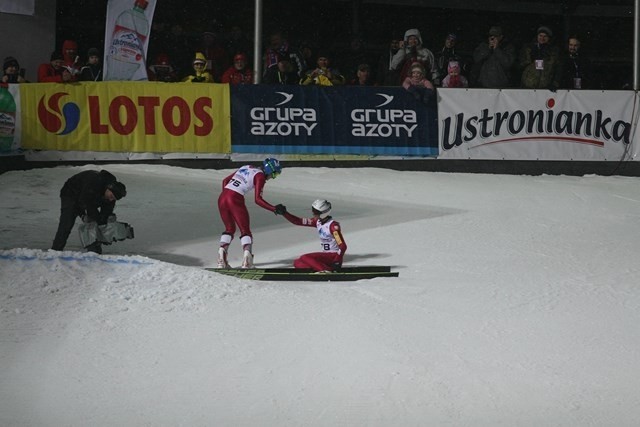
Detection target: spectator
<box><xmin>300</xmin><ymin>52</ymin><xmax>345</xmax><ymax>86</ymax></box>
<box><xmin>519</xmin><ymin>26</ymin><xmax>562</xmax><ymax>90</ymax></box>
<box><xmin>264</xmin><ymin>31</ymin><xmax>288</xmax><ymax>70</ymax></box>
<box><xmin>441</xmin><ymin>60</ymin><xmax>468</xmax><ymax>88</ymax></box>
<box><xmin>221</xmin><ymin>53</ymin><xmax>254</xmax><ymax>85</ymax></box>
<box><xmin>164</xmin><ymin>23</ymin><xmax>192</xmax><ymax>78</ymax></box>
<box><xmin>263</xmin><ymin>56</ymin><xmax>299</xmax><ymax>85</ymax></box>
<box><xmin>335</xmin><ymin>34</ymin><xmax>375</xmax><ymax>84</ymax></box>
<box><xmin>561</xmin><ymin>35</ymin><xmax>594</xmax><ymax>89</ymax></box>
<box><xmin>2</xmin><ymin>56</ymin><xmax>28</xmax><ymax>83</ymax></box>
<box><xmin>61</xmin><ymin>39</ymin><xmax>81</xmax><ymax>79</ymax></box>
<box><xmin>390</xmin><ymin>28</ymin><xmax>438</xmax><ymax>85</ymax></box>
<box><xmin>38</xmin><ymin>51</ymin><xmax>74</xmax><ymax>83</ymax></box>
<box><xmin>264</xmin><ymin>31</ymin><xmax>305</xmax><ymax>78</ymax></box>
<box><xmin>182</xmin><ymin>52</ymin><xmax>214</xmax><ymax>83</ymax></box>
<box><xmin>147</xmin><ymin>53</ymin><xmax>179</xmax><ymax>82</ymax></box>
<box><xmin>471</xmin><ymin>26</ymin><xmax>516</xmax><ymax>88</ymax></box>
<box><xmin>348</xmin><ymin>63</ymin><xmax>376</xmax><ymax>86</ymax></box>
<box><xmin>376</xmin><ymin>37</ymin><xmax>402</xmax><ymax>86</ymax></box>
<box><xmin>434</xmin><ymin>33</ymin><xmax>463</xmax><ymax>86</ymax></box>
<box><xmin>225</xmin><ymin>25</ymin><xmax>252</xmax><ymax>63</ymax></box>
<box><xmin>198</xmin><ymin>30</ymin><xmax>229</xmax><ymax>81</ymax></box>
<box><xmin>402</xmin><ymin>62</ymin><xmax>435</xmax><ymax>106</ymax></box>
<box><xmin>79</xmin><ymin>47</ymin><xmax>103</xmax><ymax>81</ymax></box>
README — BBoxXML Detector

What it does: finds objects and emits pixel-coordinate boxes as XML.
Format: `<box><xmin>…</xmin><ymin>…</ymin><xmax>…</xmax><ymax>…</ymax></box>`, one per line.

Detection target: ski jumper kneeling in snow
<box><xmin>217</xmin><ymin>158</ymin><xmax>283</xmax><ymax>268</ymax></box>
<box><xmin>280</xmin><ymin>200</ymin><xmax>347</xmax><ymax>272</ymax></box>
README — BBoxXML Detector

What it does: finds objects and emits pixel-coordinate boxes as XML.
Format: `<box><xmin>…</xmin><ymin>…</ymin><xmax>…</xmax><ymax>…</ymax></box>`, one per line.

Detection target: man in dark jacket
<box><xmin>51</xmin><ymin>170</ymin><xmax>127</xmax><ymax>253</ymax></box>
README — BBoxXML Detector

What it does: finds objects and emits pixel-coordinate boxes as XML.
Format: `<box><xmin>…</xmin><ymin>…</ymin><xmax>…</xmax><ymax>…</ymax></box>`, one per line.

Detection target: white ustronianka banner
<box><xmin>103</xmin><ymin>0</ymin><xmax>157</xmax><ymax>81</ymax></box>
<box><xmin>437</xmin><ymin>89</ymin><xmax>640</xmax><ymax>161</ymax></box>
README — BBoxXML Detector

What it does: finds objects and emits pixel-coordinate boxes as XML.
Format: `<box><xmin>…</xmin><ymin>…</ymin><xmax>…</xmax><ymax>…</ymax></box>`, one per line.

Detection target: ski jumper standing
<box><xmin>217</xmin><ymin>158</ymin><xmax>283</xmax><ymax>268</ymax></box>
<box><xmin>280</xmin><ymin>200</ymin><xmax>347</xmax><ymax>272</ymax></box>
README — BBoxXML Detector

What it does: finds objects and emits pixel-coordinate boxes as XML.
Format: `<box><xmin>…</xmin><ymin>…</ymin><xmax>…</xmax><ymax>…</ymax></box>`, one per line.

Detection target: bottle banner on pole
<box><xmin>103</xmin><ymin>0</ymin><xmax>157</xmax><ymax>81</ymax></box>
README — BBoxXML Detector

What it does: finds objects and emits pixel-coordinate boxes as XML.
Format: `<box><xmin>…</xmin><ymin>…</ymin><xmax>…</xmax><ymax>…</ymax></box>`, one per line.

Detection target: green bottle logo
<box><xmin>0</xmin><ymin>83</ymin><xmax>17</xmax><ymax>152</ymax></box>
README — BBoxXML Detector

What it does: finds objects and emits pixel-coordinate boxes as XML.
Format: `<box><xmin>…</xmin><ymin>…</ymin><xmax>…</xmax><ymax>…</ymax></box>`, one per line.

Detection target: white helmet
<box><xmin>311</xmin><ymin>199</ymin><xmax>332</xmax><ymax>218</ymax></box>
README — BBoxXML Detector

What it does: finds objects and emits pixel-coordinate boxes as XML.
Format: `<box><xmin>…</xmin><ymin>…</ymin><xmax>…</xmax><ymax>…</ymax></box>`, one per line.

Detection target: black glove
<box><xmin>274</xmin><ymin>204</ymin><xmax>287</xmax><ymax>215</ymax></box>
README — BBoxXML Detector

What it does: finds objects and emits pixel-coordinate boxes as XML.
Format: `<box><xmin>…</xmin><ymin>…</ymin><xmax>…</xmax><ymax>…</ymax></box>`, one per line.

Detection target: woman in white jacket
<box><xmin>389</xmin><ymin>28</ymin><xmax>438</xmax><ymax>85</ymax></box>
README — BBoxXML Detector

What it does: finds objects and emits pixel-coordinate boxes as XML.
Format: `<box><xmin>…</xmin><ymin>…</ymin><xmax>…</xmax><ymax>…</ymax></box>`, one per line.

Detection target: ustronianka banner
<box><xmin>231</xmin><ymin>85</ymin><xmax>438</xmax><ymax>156</ymax></box>
<box><xmin>20</xmin><ymin>82</ymin><xmax>231</xmax><ymax>153</ymax></box>
<box><xmin>438</xmin><ymin>89</ymin><xmax>639</xmax><ymax>161</ymax></box>
<box><xmin>103</xmin><ymin>0</ymin><xmax>157</xmax><ymax>81</ymax></box>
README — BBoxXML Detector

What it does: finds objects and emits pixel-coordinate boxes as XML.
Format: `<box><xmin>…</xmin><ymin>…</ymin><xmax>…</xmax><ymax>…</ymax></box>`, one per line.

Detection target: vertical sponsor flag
<box><xmin>103</xmin><ymin>0</ymin><xmax>156</xmax><ymax>81</ymax></box>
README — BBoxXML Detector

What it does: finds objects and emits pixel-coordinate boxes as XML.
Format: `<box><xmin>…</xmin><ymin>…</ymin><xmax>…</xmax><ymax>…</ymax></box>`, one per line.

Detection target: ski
<box><xmin>207</xmin><ymin>268</ymin><xmax>399</xmax><ymax>282</ymax></box>
<box><xmin>206</xmin><ymin>265</ymin><xmax>393</xmax><ymax>274</ymax></box>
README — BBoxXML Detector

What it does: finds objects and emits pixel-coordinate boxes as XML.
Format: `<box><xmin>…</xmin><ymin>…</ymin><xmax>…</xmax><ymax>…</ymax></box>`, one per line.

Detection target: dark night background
<box><xmin>55</xmin><ymin>0</ymin><xmax>634</xmax><ymax>89</ymax></box>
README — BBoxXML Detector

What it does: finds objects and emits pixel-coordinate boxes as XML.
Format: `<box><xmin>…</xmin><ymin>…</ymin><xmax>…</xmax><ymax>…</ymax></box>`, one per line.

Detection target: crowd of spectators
<box><xmin>2</xmin><ymin>23</ymin><xmax>600</xmax><ymax>91</ymax></box>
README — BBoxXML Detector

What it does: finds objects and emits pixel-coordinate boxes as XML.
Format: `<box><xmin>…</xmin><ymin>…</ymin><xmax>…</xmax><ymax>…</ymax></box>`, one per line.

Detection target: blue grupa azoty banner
<box><xmin>230</xmin><ymin>85</ymin><xmax>438</xmax><ymax>156</ymax></box>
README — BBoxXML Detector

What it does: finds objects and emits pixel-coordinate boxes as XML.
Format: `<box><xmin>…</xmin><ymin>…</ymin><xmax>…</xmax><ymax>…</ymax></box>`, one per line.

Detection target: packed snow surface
<box><xmin>2</xmin><ymin>164</ymin><xmax>640</xmax><ymax>426</ymax></box>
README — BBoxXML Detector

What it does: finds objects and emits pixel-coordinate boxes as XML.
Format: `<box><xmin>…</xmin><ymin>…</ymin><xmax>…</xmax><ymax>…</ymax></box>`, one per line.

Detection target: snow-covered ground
<box><xmin>1</xmin><ymin>164</ymin><xmax>640</xmax><ymax>426</ymax></box>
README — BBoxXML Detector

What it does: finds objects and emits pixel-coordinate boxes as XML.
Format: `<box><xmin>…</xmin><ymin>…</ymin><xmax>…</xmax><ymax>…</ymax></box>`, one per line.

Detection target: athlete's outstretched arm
<box><xmin>252</xmin><ymin>173</ymin><xmax>277</xmax><ymax>212</ymax></box>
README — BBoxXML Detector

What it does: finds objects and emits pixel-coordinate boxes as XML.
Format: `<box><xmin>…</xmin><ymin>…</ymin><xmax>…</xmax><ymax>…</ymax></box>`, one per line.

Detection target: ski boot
<box><xmin>217</xmin><ymin>247</ymin><xmax>231</xmax><ymax>269</ymax></box>
<box><xmin>241</xmin><ymin>250</ymin><xmax>254</xmax><ymax>269</ymax></box>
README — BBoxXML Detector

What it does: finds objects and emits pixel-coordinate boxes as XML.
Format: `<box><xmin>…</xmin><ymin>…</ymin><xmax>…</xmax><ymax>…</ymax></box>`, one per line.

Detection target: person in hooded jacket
<box><xmin>390</xmin><ymin>28</ymin><xmax>438</xmax><ymax>85</ymax></box>
<box><xmin>78</xmin><ymin>47</ymin><xmax>103</xmax><ymax>81</ymax></box>
<box><xmin>182</xmin><ymin>52</ymin><xmax>215</xmax><ymax>83</ymax></box>
<box><xmin>61</xmin><ymin>39</ymin><xmax>80</xmax><ymax>80</ymax></box>
<box><xmin>51</xmin><ymin>170</ymin><xmax>127</xmax><ymax>254</ymax></box>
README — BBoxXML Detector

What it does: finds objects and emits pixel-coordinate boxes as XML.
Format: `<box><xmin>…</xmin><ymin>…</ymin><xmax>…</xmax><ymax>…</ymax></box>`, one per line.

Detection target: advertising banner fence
<box><xmin>20</xmin><ymin>82</ymin><xmax>231</xmax><ymax>153</ymax></box>
<box><xmin>438</xmin><ymin>89</ymin><xmax>639</xmax><ymax>161</ymax></box>
<box><xmin>231</xmin><ymin>85</ymin><xmax>438</xmax><ymax>156</ymax></box>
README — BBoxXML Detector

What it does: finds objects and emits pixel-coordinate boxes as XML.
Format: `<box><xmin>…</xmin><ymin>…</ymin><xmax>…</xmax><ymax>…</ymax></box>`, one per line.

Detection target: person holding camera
<box><xmin>38</xmin><ymin>51</ymin><xmax>74</xmax><ymax>83</ymax></box>
<box><xmin>471</xmin><ymin>26</ymin><xmax>516</xmax><ymax>88</ymax></box>
<box><xmin>51</xmin><ymin>170</ymin><xmax>129</xmax><ymax>254</ymax></box>
<box><xmin>300</xmin><ymin>52</ymin><xmax>345</xmax><ymax>86</ymax></box>
<box><xmin>389</xmin><ymin>28</ymin><xmax>438</xmax><ymax>86</ymax></box>
<box><xmin>2</xmin><ymin>57</ymin><xmax>28</xmax><ymax>84</ymax></box>
<box><xmin>182</xmin><ymin>52</ymin><xmax>214</xmax><ymax>83</ymax></box>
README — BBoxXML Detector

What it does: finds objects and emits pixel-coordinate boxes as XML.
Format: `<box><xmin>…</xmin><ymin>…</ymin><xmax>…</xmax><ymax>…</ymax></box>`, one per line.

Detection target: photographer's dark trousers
<box><xmin>51</xmin><ymin>195</ymin><xmax>102</xmax><ymax>253</ymax></box>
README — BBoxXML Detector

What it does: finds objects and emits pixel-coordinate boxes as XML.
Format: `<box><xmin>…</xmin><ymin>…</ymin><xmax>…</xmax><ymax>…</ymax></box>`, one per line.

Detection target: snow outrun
<box><xmin>1</xmin><ymin>164</ymin><xmax>639</xmax><ymax>426</ymax></box>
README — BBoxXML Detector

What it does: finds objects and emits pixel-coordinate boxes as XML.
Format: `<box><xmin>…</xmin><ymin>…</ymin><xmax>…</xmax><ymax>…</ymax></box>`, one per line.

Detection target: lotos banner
<box><xmin>231</xmin><ymin>85</ymin><xmax>438</xmax><ymax>156</ymax></box>
<box><xmin>437</xmin><ymin>89</ymin><xmax>640</xmax><ymax>161</ymax></box>
<box><xmin>20</xmin><ymin>82</ymin><xmax>231</xmax><ymax>153</ymax></box>
<box><xmin>103</xmin><ymin>0</ymin><xmax>157</xmax><ymax>81</ymax></box>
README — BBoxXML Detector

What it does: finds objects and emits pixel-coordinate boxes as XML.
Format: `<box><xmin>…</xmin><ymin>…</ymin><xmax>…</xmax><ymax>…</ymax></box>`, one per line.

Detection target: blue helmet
<box><xmin>263</xmin><ymin>157</ymin><xmax>282</xmax><ymax>178</ymax></box>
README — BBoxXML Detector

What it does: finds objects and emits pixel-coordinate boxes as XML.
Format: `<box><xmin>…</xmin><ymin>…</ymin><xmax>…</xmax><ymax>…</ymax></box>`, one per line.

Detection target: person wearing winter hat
<box><xmin>37</xmin><ymin>51</ymin><xmax>73</xmax><ymax>82</ymax></box>
<box><xmin>79</xmin><ymin>47</ymin><xmax>103</xmax><ymax>81</ymax></box>
<box><xmin>147</xmin><ymin>53</ymin><xmax>178</xmax><ymax>82</ymax></box>
<box><xmin>182</xmin><ymin>52</ymin><xmax>214</xmax><ymax>83</ymax></box>
<box><xmin>220</xmin><ymin>53</ymin><xmax>253</xmax><ymax>85</ymax></box>
<box><xmin>519</xmin><ymin>25</ymin><xmax>562</xmax><ymax>90</ymax></box>
<box><xmin>402</xmin><ymin>62</ymin><xmax>435</xmax><ymax>105</ymax></box>
<box><xmin>300</xmin><ymin>51</ymin><xmax>345</xmax><ymax>86</ymax></box>
<box><xmin>2</xmin><ymin>56</ymin><xmax>27</xmax><ymax>83</ymax></box>
<box><xmin>52</xmin><ymin>170</ymin><xmax>129</xmax><ymax>254</ymax></box>
<box><xmin>441</xmin><ymin>60</ymin><xmax>469</xmax><ymax>88</ymax></box>
<box><xmin>471</xmin><ymin>25</ymin><xmax>516</xmax><ymax>88</ymax></box>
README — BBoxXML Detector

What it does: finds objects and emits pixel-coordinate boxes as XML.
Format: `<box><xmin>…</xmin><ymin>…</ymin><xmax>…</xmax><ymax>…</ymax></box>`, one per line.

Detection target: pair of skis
<box><xmin>205</xmin><ymin>265</ymin><xmax>399</xmax><ymax>281</ymax></box>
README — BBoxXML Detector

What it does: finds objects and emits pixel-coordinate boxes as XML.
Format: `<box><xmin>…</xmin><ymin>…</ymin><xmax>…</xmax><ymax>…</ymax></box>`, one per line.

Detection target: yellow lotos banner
<box><xmin>20</xmin><ymin>82</ymin><xmax>231</xmax><ymax>153</ymax></box>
